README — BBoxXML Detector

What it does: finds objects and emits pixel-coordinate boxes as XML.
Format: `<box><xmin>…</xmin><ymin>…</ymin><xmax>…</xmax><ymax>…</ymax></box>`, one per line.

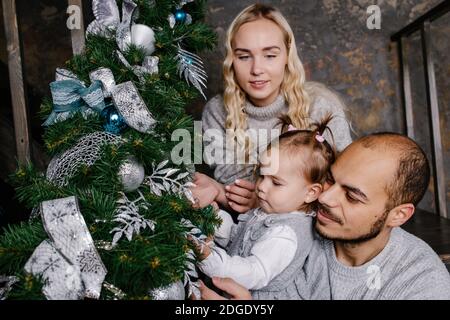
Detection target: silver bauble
<box><xmin>118</xmin><ymin>156</ymin><xmax>145</xmax><ymax>192</ymax></box>
<box><xmin>131</xmin><ymin>24</ymin><xmax>155</xmax><ymax>55</ymax></box>
<box><xmin>148</xmin><ymin>281</ymin><xmax>185</xmax><ymax>300</ymax></box>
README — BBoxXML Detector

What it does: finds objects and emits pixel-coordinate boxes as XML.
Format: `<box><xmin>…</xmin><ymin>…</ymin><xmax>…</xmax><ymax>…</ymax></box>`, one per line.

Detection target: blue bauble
<box><xmin>101</xmin><ymin>105</ymin><xmax>127</xmax><ymax>134</ymax></box>
<box><xmin>174</xmin><ymin>9</ymin><xmax>187</xmax><ymax>23</ymax></box>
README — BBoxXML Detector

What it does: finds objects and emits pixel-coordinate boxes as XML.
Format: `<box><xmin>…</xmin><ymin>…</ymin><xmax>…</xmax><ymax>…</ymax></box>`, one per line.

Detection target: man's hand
<box><xmin>225</xmin><ymin>179</ymin><xmax>258</xmax><ymax>213</ymax></box>
<box><xmin>190</xmin><ymin>173</ymin><xmax>221</xmax><ymax>209</ymax></box>
<box><xmin>199</xmin><ymin>277</ymin><xmax>252</xmax><ymax>300</ymax></box>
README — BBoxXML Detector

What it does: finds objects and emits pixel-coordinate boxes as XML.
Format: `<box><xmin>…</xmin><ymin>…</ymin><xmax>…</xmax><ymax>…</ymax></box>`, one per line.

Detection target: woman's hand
<box><xmin>199</xmin><ymin>277</ymin><xmax>252</xmax><ymax>300</ymax></box>
<box><xmin>225</xmin><ymin>179</ymin><xmax>258</xmax><ymax>213</ymax></box>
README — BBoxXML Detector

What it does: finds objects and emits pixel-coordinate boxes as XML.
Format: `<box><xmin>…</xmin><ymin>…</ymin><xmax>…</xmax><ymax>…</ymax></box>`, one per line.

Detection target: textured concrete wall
<box><xmin>0</xmin><ymin>0</ymin><xmax>448</xmax><ymax>214</ymax></box>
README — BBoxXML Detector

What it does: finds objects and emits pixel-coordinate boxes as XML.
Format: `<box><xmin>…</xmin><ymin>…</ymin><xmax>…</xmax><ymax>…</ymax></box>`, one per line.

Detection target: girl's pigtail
<box><xmin>311</xmin><ymin>113</ymin><xmax>337</xmax><ymax>163</ymax></box>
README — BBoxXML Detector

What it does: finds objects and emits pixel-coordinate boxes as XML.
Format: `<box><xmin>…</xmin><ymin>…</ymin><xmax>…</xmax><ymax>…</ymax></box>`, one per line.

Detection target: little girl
<box><xmin>194</xmin><ymin>118</ymin><xmax>335</xmax><ymax>300</ymax></box>
<box><xmin>192</xmin><ymin>3</ymin><xmax>352</xmax><ymax>213</ymax></box>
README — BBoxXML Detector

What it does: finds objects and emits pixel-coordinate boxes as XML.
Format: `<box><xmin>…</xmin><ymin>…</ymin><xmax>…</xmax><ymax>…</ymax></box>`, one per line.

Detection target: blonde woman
<box><xmin>191</xmin><ymin>4</ymin><xmax>352</xmax><ymax>213</ymax></box>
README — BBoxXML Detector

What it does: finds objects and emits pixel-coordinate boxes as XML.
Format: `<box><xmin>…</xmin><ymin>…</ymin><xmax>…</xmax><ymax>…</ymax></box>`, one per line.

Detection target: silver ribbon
<box><xmin>116</xmin><ymin>0</ymin><xmax>138</xmax><ymax>52</ymax></box>
<box><xmin>0</xmin><ymin>276</ymin><xmax>19</xmax><ymax>300</ymax></box>
<box><xmin>24</xmin><ymin>196</ymin><xmax>107</xmax><ymax>300</ymax></box>
<box><xmin>64</xmin><ymin>64</ymin><xmax>156</xmax><ymax>133</ymax></box>
<box><xmin>111</xmin><ymin>81</ymin><xmax>157</xmax><ymax>133</ymax></box>
<box><xmin>88</xmin><ymin>64</ymin><xmax>157</xmax><ymax>133</ymax></box>
<box><xmin>89</xmin><ymin>68</ymin><xmax>116</xmax><ymax>98</ymax></box>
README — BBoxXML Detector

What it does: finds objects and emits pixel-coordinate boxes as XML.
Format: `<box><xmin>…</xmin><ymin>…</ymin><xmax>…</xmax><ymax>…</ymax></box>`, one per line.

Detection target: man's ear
<box><xmin>305</xmin><ymin>183</ymin><xmax>323</xmax><ymax>203</ymax></box>
<box><xmin>386</xmin><ymin>203</ymin><xmax>415</xmax><ymax>227</ymax></box>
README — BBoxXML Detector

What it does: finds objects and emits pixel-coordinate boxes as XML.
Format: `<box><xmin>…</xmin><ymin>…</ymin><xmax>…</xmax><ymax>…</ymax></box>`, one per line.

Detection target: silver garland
<box><xmin>46</xmin><ymin>132</ymin><xmax>122</xmax><ymax>187</ymax></box>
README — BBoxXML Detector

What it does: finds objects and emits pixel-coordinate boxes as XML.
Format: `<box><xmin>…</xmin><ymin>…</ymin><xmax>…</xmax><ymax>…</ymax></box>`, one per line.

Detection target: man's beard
<box><xmin>315</xmin><ymin>206</ymin><xmax>390</xmax><ymax>245</ymax></box>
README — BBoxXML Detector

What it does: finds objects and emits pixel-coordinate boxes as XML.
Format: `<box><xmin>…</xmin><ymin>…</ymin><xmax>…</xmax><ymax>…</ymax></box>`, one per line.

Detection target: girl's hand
<box><xmin>190</xmin><ymin>173</ymin><xmax>221</xmax><ymax>209</ymax></box>
<box><xmin>225</xmin><ymin>179</ymin><xmax>258</xmax><ymax>213</ymax></box>
<box><xmin>188</xmin><ymin>235</ymin><xmax>213</xmax><ymax>260</ymax></box>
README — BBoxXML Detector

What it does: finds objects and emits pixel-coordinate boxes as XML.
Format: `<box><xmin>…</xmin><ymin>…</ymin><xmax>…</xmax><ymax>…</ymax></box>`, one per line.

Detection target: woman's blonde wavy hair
<box><xmin>223</xmin><ymin>3</ymin><xmax>311</xmax><ymax>158</ymax></box>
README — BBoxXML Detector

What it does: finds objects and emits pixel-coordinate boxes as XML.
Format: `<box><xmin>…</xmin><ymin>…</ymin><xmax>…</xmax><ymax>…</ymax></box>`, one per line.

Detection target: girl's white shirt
<box><xmin>198</xmin><ymin>209</ymin><xmax>299</xmax><ymax>290</ymax></box>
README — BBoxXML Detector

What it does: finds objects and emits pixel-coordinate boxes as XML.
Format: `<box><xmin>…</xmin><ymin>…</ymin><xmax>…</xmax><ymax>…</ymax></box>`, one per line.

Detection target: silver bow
<box><xmin>87</xmin><ymin>0</ymin><xmax>157</xmax><ymax>57</ymax></box>
<box><xmin>88</xmin><ymin>66</ymin><xmax>157</xmax><ymax>133</ymax></box>
<box><xmin>86</xmin><ymin>0</ymin><xmax>138</xmax><ymax>49</ymax></box>
<box><xmin>24</xmin><ymin>196</ymin><xmax>107</xmax><ymax>300</ymax></box>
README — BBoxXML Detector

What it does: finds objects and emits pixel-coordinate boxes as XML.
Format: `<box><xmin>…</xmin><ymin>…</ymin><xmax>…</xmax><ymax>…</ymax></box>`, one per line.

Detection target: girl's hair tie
<box><xmin>315</xmin><ymin>133</ymin><xmax>325</xmax><ymax>143</ymax></box>
<box><xmin>287</xmin><ymin>124</ymin><xmax>297</xmax><ymax>132</ymax></box>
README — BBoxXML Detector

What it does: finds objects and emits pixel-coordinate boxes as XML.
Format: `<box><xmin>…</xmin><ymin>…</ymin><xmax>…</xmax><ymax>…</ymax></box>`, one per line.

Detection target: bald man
<box><xmin>200</xmin><ymin>133</ymin><xmax>450</xmax><ymax>300</ymax></box>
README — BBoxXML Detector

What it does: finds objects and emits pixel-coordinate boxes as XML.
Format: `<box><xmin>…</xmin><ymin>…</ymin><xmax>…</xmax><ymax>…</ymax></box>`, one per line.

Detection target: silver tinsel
<box><xmin>25</xmin><ymin>196</ymin><xmax>107</xmax><ymax>300</ymax></box>
<box><xmin>46</xmin><ymin>132</ymin><xmax>122</xmax><ymax>187</ymax></box>
<box><xmin>118</xmin><ymin>156</ymin><xmax>145</xmax><ymax>192</ymax></box>
<box><xmin>148</xmin><ymin>281</ymin><xmax>185</xmax><ymax>300</ymax></box>
<box><xmin>111</xmin><ymin>81</ymin><xmax>157</xmax><ymax>133</ymax></box>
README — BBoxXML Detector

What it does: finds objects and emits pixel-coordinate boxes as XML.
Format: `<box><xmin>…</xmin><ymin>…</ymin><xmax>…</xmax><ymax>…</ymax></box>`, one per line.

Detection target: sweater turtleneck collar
<box><xmin>244</xmin><ymin>95</ymin><xmax>287</xmax><ymax>120</ymax></box>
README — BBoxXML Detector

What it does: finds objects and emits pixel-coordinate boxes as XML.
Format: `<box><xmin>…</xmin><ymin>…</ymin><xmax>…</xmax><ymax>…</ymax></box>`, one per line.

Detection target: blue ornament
<box><xmin>174</xmin><ymin>9</ymin><xmax>187</xmax><ymax>23</ymax></box>
<box><xmin>101</xmin><ymin>104</ymin><xmax>127</xmax><ymax>134</ymax></box>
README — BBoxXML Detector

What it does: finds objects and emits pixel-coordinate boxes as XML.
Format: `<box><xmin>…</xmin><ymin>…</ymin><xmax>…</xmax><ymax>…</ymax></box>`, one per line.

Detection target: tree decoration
<box><xmin>1</xmin><ymin>0</ymin><xmax>218</xmax><ymax>300</ymax></box>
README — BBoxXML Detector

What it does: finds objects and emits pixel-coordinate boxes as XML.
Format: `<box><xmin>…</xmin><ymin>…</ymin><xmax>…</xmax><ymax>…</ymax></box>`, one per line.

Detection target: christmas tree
<box><xmin>0</xmin><ymin>0</ymin><xmax>219</xmax><ymax>300</ymax></box>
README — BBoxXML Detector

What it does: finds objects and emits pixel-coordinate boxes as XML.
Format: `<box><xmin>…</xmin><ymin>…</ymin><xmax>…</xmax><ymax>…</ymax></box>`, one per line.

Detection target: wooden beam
<box><xmin>421</xmin><ymin>22</ymin><xmax>447</xmax><ymax>218</ymax></box>
<box><xmin>2</xmin><ymin>0</ymin><xmax>30</xmax><ymax>165</ymax></box>
<box><xmin>397</xmin><ymin>37</ymin><xmax>415</xmax><ymax>139</ymax></box>
<box><xmin>0</xmin><ymin>115</ymin><xmax>49</xmax><ymax>181</ymax></box>
<box><xmin>68</xmin><ymin>0</ymin><xmax>85</xmax><ymax>55</ymax></box>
